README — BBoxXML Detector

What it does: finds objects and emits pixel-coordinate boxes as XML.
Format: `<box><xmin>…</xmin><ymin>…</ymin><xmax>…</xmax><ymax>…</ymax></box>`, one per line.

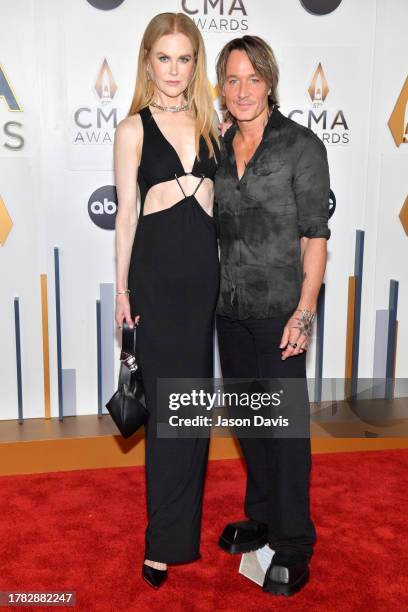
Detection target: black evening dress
<box><xmin>127</xmin><ymin>106</ymin><xmax>220</xmax><ymax>563</ymax></box>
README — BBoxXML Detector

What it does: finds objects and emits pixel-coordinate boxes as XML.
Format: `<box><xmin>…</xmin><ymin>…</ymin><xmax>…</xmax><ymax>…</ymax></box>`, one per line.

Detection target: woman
<box><xmin>113</xmin><ymin>13</ymin><xmax>220</xmax><ymax>589</ymax></box>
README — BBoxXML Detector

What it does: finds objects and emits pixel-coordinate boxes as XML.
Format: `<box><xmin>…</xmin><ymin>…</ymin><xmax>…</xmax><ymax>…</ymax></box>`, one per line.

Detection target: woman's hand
<box><xmin>115</xmin><ymin>294</ymin><xmax>140</xmax><ymax>329</ymax></box>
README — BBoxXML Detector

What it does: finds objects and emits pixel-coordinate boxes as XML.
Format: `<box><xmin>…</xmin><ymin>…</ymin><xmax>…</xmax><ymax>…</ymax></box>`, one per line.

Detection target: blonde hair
<box><xmin>216</xmin><ymin>35</ymin><xmax>279</xmax><ymax>123</ymax></box>
<box><xmin>128</xmin><ymin>12</ymin><xmax>218</xmax><ymax>158</ymax></box>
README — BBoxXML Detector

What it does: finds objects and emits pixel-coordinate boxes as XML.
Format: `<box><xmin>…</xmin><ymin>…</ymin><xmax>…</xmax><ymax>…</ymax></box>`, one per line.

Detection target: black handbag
<box><xmin>105</xmin><ymin>321</ymin><xmax>148</xmax><ymax>438</ymax></box>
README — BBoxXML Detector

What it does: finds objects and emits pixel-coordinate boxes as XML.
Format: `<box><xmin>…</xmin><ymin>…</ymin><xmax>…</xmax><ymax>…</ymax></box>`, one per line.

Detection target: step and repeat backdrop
<box><xmin>0</xmin><ymin>0</ymin><xmax>407</xmax><ymax>420</ymax></box>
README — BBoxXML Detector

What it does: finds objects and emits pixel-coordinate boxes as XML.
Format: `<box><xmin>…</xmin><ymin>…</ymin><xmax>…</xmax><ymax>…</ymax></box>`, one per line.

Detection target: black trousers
<box><xmin>216</xmin><ymin>314</ymin><xmax>317</xmax><ymax>560</ymax></box>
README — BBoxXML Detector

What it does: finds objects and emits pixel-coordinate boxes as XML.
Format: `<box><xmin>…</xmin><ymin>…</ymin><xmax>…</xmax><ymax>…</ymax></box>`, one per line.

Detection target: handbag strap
<box><xmin>120</xmin><ymin>322</ymin><xmax>137</xmax><ymax>371</ymax></box>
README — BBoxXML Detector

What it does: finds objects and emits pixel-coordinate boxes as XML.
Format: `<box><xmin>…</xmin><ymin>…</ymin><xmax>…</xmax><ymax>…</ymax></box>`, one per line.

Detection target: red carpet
<box><xmin>0</xmin><ymin>449</ymin><xmax>407</xmax><ymax>611</ymax></box>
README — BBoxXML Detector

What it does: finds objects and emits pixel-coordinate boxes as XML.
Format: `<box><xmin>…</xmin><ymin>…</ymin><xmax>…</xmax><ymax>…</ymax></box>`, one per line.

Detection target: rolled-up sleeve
<box><xmin>293</xmin><ymin>133</ymin><xmax>331</xmax><ymax>240</ymax></box>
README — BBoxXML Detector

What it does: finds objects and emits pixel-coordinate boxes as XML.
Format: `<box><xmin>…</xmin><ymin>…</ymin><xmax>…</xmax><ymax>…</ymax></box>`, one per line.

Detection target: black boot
<box><xmin>142</xmin><ymin>562</ymin><xmax>168</xmax><ymax>589</ymax></box>
<box><xmin>262</xmin><ymin>551</ymin><xmax>309</xmax><ymax>596</ymax></box>
<box><xmin>219</xmin><ymin>518</ymin><xmax>268</xmax><ymax>554</ymax></box>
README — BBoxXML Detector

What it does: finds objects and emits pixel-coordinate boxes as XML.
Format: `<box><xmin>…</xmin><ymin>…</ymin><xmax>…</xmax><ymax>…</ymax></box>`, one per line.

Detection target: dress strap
<box><xmin>174</xmin><ymin>173</ymin><xmax>206</xmax><ymax>198</ymax></box>
<box><xmin>192</xmin><ymin>174</ymin><xmax>205</xmax><ymax>196</ymax></box>
<box><xmin>174</xmin><ymin>174</ymin><xmax>187</xmax><ymax>198</ymax></box>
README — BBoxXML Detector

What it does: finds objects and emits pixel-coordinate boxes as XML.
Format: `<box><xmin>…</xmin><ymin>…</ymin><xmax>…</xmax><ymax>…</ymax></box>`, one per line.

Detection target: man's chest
<box><xmin>215</xmin><ymin>139</ymin><xmax>293</xmax><ymax>213</ymax></box>
<box><xmin>232</xmin><ymin>137</ymin><xmax>263</xmax><ymax>181</ymax></box>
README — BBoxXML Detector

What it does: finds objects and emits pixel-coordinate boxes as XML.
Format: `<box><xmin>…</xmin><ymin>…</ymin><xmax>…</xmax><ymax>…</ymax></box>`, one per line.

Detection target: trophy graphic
<box><xmin>308</xmin><ymin>62</ymin><xmax>329</xmax><ymax>106</ymax></box>
<box><xmin>95</xmin><ymin>58</ymin><xmax>118</xmax><ymax>105</ymax></box>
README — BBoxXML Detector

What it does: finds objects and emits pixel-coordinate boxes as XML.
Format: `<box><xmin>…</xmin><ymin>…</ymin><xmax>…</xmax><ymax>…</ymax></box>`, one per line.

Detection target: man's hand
<box><xmin>279</xmin><ymin>309</ymin><xmax>315</xmax><ymax>360</ymax></box>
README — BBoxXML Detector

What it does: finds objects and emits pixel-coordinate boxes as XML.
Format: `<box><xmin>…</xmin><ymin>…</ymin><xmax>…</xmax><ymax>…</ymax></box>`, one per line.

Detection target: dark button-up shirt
<box><xmin>214</xmin><ymin>105</ymin><xmax>331</xmax><ymax>320</ymax></box>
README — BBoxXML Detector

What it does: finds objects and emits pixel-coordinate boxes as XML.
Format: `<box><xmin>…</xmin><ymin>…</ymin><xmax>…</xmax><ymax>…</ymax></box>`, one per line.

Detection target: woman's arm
<box><xmin>114</xmin><ymin>114</ymin><xmax>142</xmax><ymax>327</ymax></box>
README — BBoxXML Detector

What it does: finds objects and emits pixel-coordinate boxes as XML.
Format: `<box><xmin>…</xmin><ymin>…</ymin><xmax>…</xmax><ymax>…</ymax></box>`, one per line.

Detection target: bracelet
<box><xmin>295</xmin><ymin>308</ymin><xmax>316</xmax><ymax>318</ymax></box>
<box><xmin>116</xmin><ymin>289</ymin><xmax>130</xmax><ymax>296</ymax></box>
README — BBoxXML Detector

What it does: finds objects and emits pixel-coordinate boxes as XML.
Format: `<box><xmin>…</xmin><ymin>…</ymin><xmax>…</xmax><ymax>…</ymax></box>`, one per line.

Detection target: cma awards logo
<box><xmin>388</xmin><ymin>76</ymin><xmax>408</xmax><ymax>147</ymax></box>
<box><xmin>288</xmin><ymin>63</ymin><xmax>350</xmax><ymax>145</ymax></box>
<box><xmin>73</xmin><ymin>58</ymin><xmax>118</xmax><ymax>145</ymax></box>
<box><xmin>0</xmin><ymin>62</ymin><xmax>24</xmax><ymax>150</ymax></box>
<box><xmin>88</xmin><ymin>185</ymin><xmax>117</xmax><ymax>230</ymax></box>
<box><xmin>179</xmin><ymin>0</ymin><xmax>248</xmax><ymax>32</ymax></box>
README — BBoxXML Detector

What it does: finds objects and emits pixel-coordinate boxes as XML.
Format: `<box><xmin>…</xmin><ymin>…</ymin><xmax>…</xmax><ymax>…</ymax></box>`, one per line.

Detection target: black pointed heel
<box><xmin>142</xmin><ymin>562</ymin><xmax>168</xmax><ymax>589</ymax></box>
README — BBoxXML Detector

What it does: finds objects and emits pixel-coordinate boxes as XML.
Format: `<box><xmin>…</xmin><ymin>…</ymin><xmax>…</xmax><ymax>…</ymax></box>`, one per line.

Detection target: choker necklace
<box><xmin>150</xmin><ymin>101</ymin><xmax>189</xmax><ymax>113</ymax></box>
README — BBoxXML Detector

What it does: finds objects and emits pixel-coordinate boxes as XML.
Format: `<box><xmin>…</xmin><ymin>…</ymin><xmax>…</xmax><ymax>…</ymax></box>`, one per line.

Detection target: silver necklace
<box><xmin>150</xmin><ymin>101</ymin><xmax>189</xmax><ymax>113</ymax></box>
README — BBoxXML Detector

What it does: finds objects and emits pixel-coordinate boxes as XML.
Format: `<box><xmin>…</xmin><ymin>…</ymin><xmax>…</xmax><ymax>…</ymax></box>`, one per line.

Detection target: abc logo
<box><xmin>86</xmin><ymin>0</ymin><xmax>125</xmax><ymax>10</ymax></box>
<box><xmin>300</xmin><ymin>0</ymin><xmax>342</xmax><ymax>16</ymax></box>
<box><xmin>329</xmin><ymin>189</ymin><xmax>336</xmax><ymax>219</ymax></box>
<box><xmin>88</xmin><ymin>185</ymin><xmax>117</xmax><ymax>230</ymax></box>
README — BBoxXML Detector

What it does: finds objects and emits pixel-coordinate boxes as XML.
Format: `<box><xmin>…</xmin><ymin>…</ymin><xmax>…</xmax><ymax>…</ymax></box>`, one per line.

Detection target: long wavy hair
<box><xmin>128</xmin><ymin>12</ymin><xmax>218</xmax><ymax>158</ymax></box>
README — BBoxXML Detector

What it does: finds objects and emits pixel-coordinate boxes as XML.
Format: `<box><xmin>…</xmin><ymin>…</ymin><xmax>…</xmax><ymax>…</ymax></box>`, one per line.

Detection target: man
<box><xmin>214</xmin><ymin>36</ymin><xmax>331</xmax><ymax>596</ymax></box>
